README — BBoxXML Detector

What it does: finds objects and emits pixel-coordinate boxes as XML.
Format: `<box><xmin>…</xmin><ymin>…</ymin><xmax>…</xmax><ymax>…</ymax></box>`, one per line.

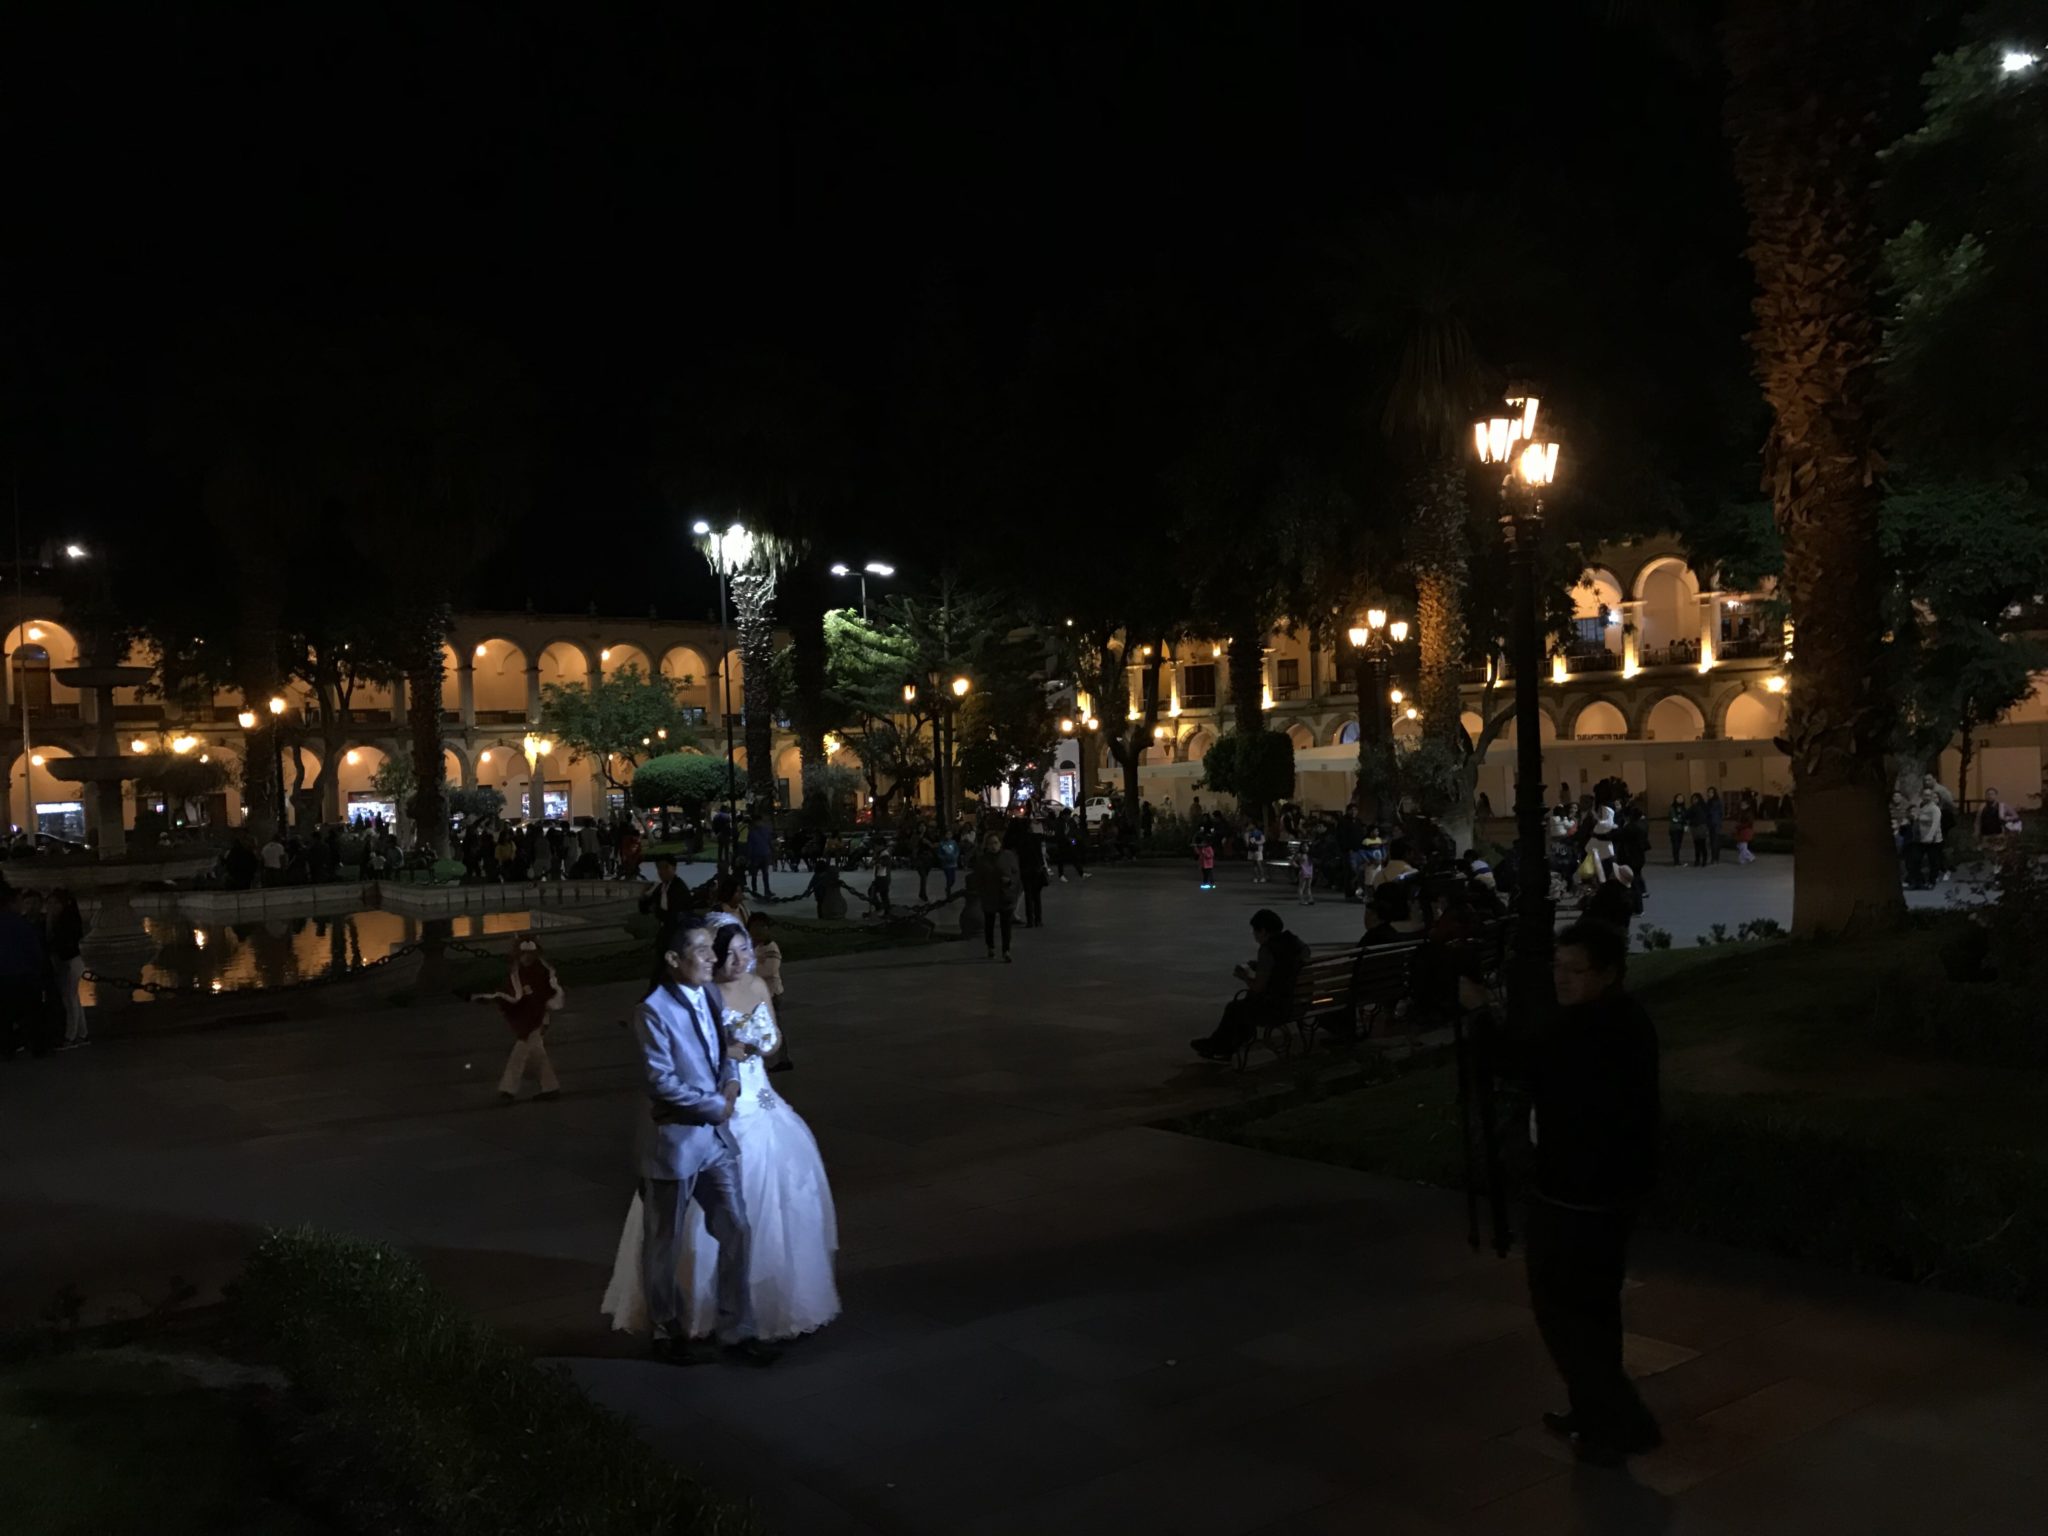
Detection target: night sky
<box><xmin>3</xmin><ymin>4</ymin><xmax>1746</xmax><ymax>618</ymax></box>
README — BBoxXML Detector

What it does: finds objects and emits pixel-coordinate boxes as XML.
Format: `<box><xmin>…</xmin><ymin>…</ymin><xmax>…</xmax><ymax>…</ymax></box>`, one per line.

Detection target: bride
<box><xmin>603</xmin><ymin>924</ymin><xmax>840</xmax><ymax>1341</ymax></box>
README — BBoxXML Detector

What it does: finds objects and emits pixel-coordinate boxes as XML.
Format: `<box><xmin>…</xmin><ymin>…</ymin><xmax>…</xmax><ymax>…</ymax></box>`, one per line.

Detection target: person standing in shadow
<box><xmin>1519</xmin><ymin>920</ymin><xmax>1662</xmax><ymax>1467</ymax></box>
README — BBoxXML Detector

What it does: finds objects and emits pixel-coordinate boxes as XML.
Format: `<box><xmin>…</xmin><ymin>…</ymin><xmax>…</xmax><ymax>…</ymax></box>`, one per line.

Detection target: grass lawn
<box><xmin>1178</xmin><ymin>917</ymin><xmax>2048</xmax><ymax>1305</ymax></box>
<box><xmin>0</xmin><ymin>1352</ymin><xmax>326</xmax><ymax>1535</ymax></box>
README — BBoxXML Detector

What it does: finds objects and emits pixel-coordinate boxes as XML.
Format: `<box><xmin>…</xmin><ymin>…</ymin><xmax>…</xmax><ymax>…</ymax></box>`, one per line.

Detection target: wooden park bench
<box><xmin>1232</xmin><ymin>939</ymin><xmax>1425</xmax><ymax>1069</ymax></box>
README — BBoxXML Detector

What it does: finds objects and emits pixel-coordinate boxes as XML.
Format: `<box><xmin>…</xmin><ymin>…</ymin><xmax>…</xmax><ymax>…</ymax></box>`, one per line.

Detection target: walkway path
<box><xmin>0</xmin><ymin>862</ymin><xmax>2032</xmax><ymax>1533</ymax></box>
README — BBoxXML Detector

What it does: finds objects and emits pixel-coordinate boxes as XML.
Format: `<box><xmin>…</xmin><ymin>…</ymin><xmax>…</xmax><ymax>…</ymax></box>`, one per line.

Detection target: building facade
<box><xmin>1106</xmin><ymin>535</ymin><xmax>2048</xmax><ymax>816</ymax></box>
<box><xmin>2</xmin><ymin>604</ymin><xmax>804</xmax><ymax>839</ymax></box>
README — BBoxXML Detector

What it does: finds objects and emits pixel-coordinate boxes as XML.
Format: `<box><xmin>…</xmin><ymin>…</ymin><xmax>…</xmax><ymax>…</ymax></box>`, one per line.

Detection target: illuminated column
<box><xmin>525</xmin><ymin>662</ymin><xmax>543</xmax><ymax>724</ymax></box>
<box><xmin>1620</xmin><ymin>601</ymin><xmax>1643</xmax><ymax>677</ymax></box>
<box><xmin>457</xmin><ymin>657</ymin><xmax>476</xmax><ymax>729</ymax></box>
<box><xmin>1698</xmin><ymin>591</ymin><xmax>1720</xmax><ymax>669</ymax></box>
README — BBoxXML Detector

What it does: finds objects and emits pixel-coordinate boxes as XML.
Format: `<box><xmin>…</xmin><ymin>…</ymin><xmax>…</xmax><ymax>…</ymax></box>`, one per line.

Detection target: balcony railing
<box><xmin>1179</xmin><ymin>692</ymin><xmax>1216</xmax><ymax>711</ymax></box>
<box><xmin>1564</xmin><ymin>650</ymin><xmax>1623</xmax><ymax>675</ymax></box>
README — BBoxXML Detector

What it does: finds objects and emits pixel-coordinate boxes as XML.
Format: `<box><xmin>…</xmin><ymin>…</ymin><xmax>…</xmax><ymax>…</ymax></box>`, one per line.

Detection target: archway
<box><xmin>336</xmin><ymin>744</ymin><xmax>395</xmax><ymax>823</ymax></box>
<box><xmin>1724</xmin><ymin>691</ymin><xmax>1785</xmax><ymax>742</ymax></box>
<box><xmin>1332</xmin><ymin>720</ymin><xmax>1360</xmax><ymax>747</ymax></box>
<box><xmin>440</xmin><ymin>642</ymin><xmax>463</xmax><ymax>711</ymax></box>
<box><xmin>1572</xmin><ymin>568</ymin><xmax>1626</xmax><ymax>655</ymax></box>
<box><xmin>471</xmin><ymin>638</ymin><xmax>528</xmax><ymax>715</ymax></box>
<box><xmin>537</xmin><ymin>640</ymin><xmax>590</xmax><ymax>691</ymax></box>
<box><xmin>1634</xmin><ymin>558</ymin><xmax>1700</xmax><ymax>658</ymax></box>
<box><xmin>1284</xmin><ymin>723</ymin><xmax>1313</xmax><ymax>751</ymax></box>
<box><xmin>11</xmin><ymin>746</ymin><xmax>85</xmax><ymax>839</ymax></box>
<box><xmin>1573</xmin><ymin>700</ymin><xmax>1629</xmax><ymax>740</ymax></box>
<box><xmin>5</xmin><ymin>618</ymin><xmax>83</xmax><ymax>709</ymax></box>
<box><xmin>601</xmin><ymin>642</ymin><xmax>653</xmax><ymax>680</ymax></box>
<box><xmin>1183</xmin><ymin>728</ymin><xmax>1215</xmax><ymax>763</ymax></box>
<box><xmin>1460</xmin><ymin>709</ymin><xmax>1486</xmax><ymax>743</ymax></box>
<box><xmin>1644</xmin><ymin>694</ymin><xmax>1706</xmax><ymax>742</ymax></box>
<box><xmin>1499</xmin><ymin>711</ymin><xmax>1559</xmax><ymax>745</ymax></box>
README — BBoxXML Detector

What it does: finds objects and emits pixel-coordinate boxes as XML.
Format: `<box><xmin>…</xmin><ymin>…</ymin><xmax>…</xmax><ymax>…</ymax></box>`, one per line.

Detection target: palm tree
<box><xmin>1341</xmin><ymin>202</ymin><xmax>1502</xmax><ymax>752</ymax></box>
<box><xmin>725</xmin><ymin>531</ymin><xmax>795</xmax><ymax>809</ymax></box>
<box><xmin>1722</xmin><ymin>0</ymin><xmax>1907</xmax><ymax>935</ymax></box>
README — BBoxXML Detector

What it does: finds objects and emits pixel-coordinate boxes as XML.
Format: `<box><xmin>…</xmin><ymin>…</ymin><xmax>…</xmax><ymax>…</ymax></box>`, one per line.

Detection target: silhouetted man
<box><xmin>1523</xmin><ymin>920</ymin><xmax>1661</xmax><ymax>1466</ymax></box>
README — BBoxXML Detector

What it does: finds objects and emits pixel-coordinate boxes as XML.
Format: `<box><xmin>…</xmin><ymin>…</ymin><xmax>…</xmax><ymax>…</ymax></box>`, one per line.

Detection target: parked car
<box><xmin>1083</xmin><ymin>796</ymin><xmax>1117</xmax><ymax>826</ymax></box>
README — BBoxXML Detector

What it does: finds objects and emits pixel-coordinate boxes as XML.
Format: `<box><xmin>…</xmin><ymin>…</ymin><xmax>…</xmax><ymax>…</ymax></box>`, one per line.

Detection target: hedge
<box><xmin>236</xmin><ymin>1228</ymin><xmax>756</xmax><ymax>1536</ymax></box>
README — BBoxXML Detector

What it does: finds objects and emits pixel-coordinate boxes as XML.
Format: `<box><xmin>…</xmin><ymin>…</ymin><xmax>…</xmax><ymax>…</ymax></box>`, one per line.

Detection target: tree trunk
<box><xmin>313</xmin><ymin>675</ymin><xmax>345</xmax><ymax>824</ymax></box>
<box><xmin>1407</xmin><ymin>460</ymin><xmax>1469</xmax><ymax>744</ymax></box>
<box><xmin>1724</xmin><ymin>0</ymin><xmax>1905</xmax><ymax>936</ymax></box>
<box><xmin>785</xmin><ymin>566</ymin><xmax>830</xmax><ymax>808</ymax></box>
<box><xmin>732</xmin><ymin>566</ymin><xmax>777</xmax><ymax>808</ymax></box>
<box><xmin>1227</xmin><ymin>626</ymin><xmax>1266</xmax><ymax>735</ymax></box>
<box><xmin>406</xmin><ymin>631</ymin><xmax>449</xmax><ymax>858</ymax></box>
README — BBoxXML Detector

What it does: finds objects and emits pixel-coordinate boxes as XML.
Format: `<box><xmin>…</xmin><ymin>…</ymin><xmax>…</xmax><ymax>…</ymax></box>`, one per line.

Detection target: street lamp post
<box><xmin>521</xmin><ymin>732</ymin><xmax>554</xmax><ymax>825</ymax></box>
<box><xmin>694</xmin><ymin>520</ymin><xmax>749</xmax><ymax>826</ymax></box>
<box><xmin>1475</xmin><ymin>396</ymin><xmax>1561</xmax><ymax>1021</ymax></box>
<box><xmin>267</xmin><ymin>694</ymin><xmax>288</xmax><ymax>831</ymax></box>
<box><xmin>1346</xmin><ymin>610</ymin><xmax>1410</xmax><ymax>823</ymax></box>
<box><xmin>830</xmin><ymin>560</ymin><xmax>895</xmax><ymax>621</ymax></box>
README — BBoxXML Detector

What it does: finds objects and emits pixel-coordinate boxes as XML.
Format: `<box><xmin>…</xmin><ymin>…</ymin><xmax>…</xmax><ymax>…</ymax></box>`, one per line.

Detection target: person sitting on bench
<box><xmin>1190</xmin><ymin>908</ymin><xmax>1306</xmax><ymax>1061</ymax></box>
<box><xmin>1362</xmin><ymin>881</ymin><xmax>1426</xmax><ymax>947</ymax></box>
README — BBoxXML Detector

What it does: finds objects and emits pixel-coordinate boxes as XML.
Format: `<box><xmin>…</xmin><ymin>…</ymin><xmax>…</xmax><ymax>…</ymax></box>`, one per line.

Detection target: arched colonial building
<box><xmin>1091</xmin><ymin>532</ymin><xmax>2048</xmax><ymax>815</ymax></box>
<box><xmin>0</xmin><ymin>603</ymin><xmax>796</xmax><ymax>839</ymax></box>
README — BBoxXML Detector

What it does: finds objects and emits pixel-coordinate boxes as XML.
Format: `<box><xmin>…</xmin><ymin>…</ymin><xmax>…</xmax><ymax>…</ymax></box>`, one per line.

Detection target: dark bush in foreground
<box><xmin>237</xmin><ymin>1228</ymin><xmax>754</xmax><ymax>1536</ymax></box>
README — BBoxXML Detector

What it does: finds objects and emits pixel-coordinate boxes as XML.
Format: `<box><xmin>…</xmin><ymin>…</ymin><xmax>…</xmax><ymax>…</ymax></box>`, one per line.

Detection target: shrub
<box><xmin>631</xmin><ymin>751</ymin><xmax>743</xmax><ymax>813</ymax></box>
<box><xmin>236</xmin><ymin>1229</ymin><xmax>754</xmax><ymax>1536</ymax></box>
<box><xmin>1636</xmin><ymin>925</ymin><xmax>1674</xmax><ymax>950</ymax></box>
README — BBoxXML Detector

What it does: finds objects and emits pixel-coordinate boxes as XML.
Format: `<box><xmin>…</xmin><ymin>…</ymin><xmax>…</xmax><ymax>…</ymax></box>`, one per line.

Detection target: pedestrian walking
<box><xmin>1196</xmin><ymin>836</ymin><xmax>1217</xmax><ymax>890</ymax></box>
<box><xmin>1686</xmin><ymin>794</ymin><xmax>1709</xmax><ymax>868</ymax></box>
<box><xmin>1295</xmin><ymin>845</ymin><xmax>1315</xmax><ymax>905</ymax></box>
<box><xmin>1734</xmin><ymin>801</ymin><xmax>1755</xmax><ymax>865</ymax></box>
<box><xmin>1665</xmin><ymin>795</ymin><xmax>1685</xmax><ymax>867</ymax></box>
<box><xmin>1704</xmin><ymin>788</ymin><xmax>1724</xmax><ymax>865</ymax></box>
<box><xmin>1245</xmin><ymin>819</ymin><xmax>1267</xmax><ymax>882</ymax></box>
<box><xmin>473</xmin><ymin>936</ymin><xmax>565</xmax><ymax>1103</ymax></box>
<box><xmin>970</xmin><ymin>832</ymin><xmax>1021</xmax><ymax>960</ymax></box>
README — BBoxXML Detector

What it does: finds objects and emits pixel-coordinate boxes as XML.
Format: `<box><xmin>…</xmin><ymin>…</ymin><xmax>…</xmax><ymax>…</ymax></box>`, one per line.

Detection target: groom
<box><xmin>633</xmin><ymin>915</ymin><xmax>778</xmax><ymax>1366</ymax></box>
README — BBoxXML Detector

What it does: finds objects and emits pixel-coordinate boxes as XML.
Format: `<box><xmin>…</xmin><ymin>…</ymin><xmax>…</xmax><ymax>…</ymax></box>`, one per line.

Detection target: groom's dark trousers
<box><xmin>641</xmin><ymin>1151</ymin><xmax>758</xmax><ymax>1342</ymax></box>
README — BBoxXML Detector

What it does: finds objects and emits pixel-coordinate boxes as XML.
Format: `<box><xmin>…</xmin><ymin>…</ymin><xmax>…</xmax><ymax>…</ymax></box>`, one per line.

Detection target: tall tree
<box><xmin>1339</xmin><ymin>201</ymin><xmax>1502</xmax><ymax>751</ymax></box>
<box><xmin>1723</xmin><ymin>0</ymin><xmax>1909</xmax><ymax>934</ymax></box>
<box><xmin>539</xmin><ymin>664</ymin><xmax>701</xmax><ymax>806</ymax></box>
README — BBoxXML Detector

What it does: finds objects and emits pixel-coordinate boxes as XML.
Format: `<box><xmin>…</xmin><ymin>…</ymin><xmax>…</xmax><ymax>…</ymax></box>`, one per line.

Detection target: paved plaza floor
<box><xmin>0</xmin><ymin>858</ymin><xmax>2029</xmax><ymax>1534</ymax></box>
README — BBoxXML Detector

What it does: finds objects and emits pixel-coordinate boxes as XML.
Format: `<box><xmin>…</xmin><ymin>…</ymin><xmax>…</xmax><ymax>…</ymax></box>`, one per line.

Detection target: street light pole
<box><xmin>1475</xmin><ymin>398</ymin><xmax>1561</xmax><ymax>1022</ymax></box>
<box><xmin>830</xmin><ymin>560</ymin><xmax>894</xmax><ymax>622</ymax></box>
<box><xmin>1347</xmin><ymin>610</ymin><xmax>1409</xmax><ymax>825</ymax></box>
<box><xmin>695</xmin><ymin>520</ymin><xmax>744</xmax><ymax>827</ymax></box>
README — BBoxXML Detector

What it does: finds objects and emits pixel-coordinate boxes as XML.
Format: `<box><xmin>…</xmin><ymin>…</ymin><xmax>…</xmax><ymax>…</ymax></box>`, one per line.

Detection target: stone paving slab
<box><xmin>0</xmin><ymin>860</ymin><xmax>2037</xmax><ymax>1532</ymax></box>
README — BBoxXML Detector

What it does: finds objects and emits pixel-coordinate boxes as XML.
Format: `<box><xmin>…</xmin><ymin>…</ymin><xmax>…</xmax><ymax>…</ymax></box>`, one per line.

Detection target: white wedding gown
<box><xmin>601</xmin><ymin>1000</ymin><xmax>841</xmax><ymax>1341</ymax></box>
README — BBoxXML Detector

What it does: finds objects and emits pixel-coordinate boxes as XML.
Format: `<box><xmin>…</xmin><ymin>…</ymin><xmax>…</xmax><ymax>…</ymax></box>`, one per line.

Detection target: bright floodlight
<box><xmin>63</xmin><ymin>543</ymin><xmax>86</xmax><ymax>560</ymax></box>
<box><xmin>1366</xmin><ymin>607</ymin><xmax>1388</xmax><ymax>631</ymax></box>
<box><xmin>1347</xmin><ymin>625</ymin><xmax>1370</xmax><ymax>648</ymax></box>
<box><xmin>2002</xmin><ymin>49</ymin><xmax>2039</xmax><ymax>73</ymax></box>
<box><xmin>237</xmin><ymin>709</ymin><xmax>258</xmax><ymax>729</ymax></box>
<box><xmin>692</xmin><ymin>520</ymin><xmax>711</xmax><ymax>535</ymax></box>
<box><xmin>268</xmin><ymin>695</ymin><xmax>286</xmax><ymax>715</ymax></box>
<box><xmin>864</xmin><ymin>562</ymin><xmax>894</xmax><ymax>577</ymax></box>
<box><xmin>831</xmin><ymin>563</ymin><xmax>851</xmax><ymax>576</ymax></box>
<box><xmin>951</xmin><ymin>675</ymin><xmax>971</xmax><ymax>698</ymax></box>
<box><xmin>1389</xmin><ymin>620</ymin><xmax>1409</xmax><ymax>643</ymax></box>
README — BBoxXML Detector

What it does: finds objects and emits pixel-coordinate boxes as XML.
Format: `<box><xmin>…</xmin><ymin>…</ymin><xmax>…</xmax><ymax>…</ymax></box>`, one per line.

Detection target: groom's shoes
<box><xmin>651</xmin><ymin>1337</ymin><xmax>720</xmax><ymax>1367</ymax></box>
<box><xmin>725</xmin><ymin>1339</ymin><xmax>782</xmax><ymax>1368</ymax></box>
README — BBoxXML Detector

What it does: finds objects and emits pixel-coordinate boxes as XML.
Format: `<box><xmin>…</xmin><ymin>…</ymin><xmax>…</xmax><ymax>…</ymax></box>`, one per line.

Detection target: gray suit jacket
<box><xmin>634</xmin><ymin>981</ymin><xmax>739</xmax><ymax>1180</ymax></box>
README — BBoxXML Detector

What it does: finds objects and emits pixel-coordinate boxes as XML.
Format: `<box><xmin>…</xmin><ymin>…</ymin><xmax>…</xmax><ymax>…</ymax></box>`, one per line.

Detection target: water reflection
<box><xmin>93</xmin><ymin>910</ymin><xmax>541</xmax><ymax>998</ymax></box>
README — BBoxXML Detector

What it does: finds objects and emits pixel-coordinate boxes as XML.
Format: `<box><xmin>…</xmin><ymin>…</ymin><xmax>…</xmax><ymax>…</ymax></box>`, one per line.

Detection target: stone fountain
<box><xmin>23</xmin><ymin>646</ymin><xmax>213</xmax><ymax>983</ymax></box>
